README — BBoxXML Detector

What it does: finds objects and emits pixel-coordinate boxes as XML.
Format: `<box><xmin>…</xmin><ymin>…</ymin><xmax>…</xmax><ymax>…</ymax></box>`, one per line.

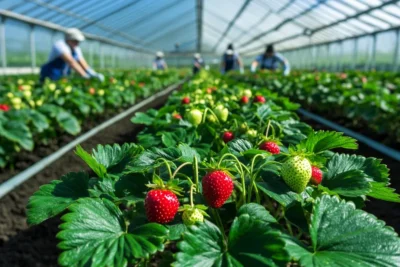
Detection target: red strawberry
<box><xmin>254</xmin><ymin>95</ymin><xmax>265</xmax><ymax>103</ymax></box>
<box><xmin>206</xmin><ymin>88</ymin><xmax>213</xmax><ymax>94</ymax></box>
<box><xmin>145</xmin><ymin>189</ymin><xmax>179</xmax><ymax>224</ymax></box>
<box><xmin>202</xmin><ymin>170</ymin><xmax>233</xmax><ymax>208</ymax></box>
<box><xmin>182</xmin><ymin>97</ymin><xmax>190</xmax><ymax>105</ymax></box>
<box><xmin>240</xmin><ymin>96</ymin><xmax>249</xmax><ymax>104</ymax></box>
<box><xmin>310</xmin><ymin>166</ymin><xmax>323</xmax><ymax>185</ymax></box>
<box><xmin>222</xmin><ymin>131</ymin><xmax>234</xmax><ymax>143</ymax></box>
<box><xmin>173</xmin><ymin>113</ymin><xmax>182</xmax><ymax>120</ymax></box>
<box><xmin>89</xmin><ymin>87</ymin><xmax>96</xmax><ymax>95</ymax></box>
<box><xmin>259</xmin><ymin>141</ymin><xmax>280</xmax><ymax>154</ymax></box>
<box><xmin>0</xmin><ymin>104</ymin><xmax>10</xmax><ymax>112</ymax></box>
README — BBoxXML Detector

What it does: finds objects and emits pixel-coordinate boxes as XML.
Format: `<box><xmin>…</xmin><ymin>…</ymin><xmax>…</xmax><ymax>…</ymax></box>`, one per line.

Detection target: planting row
<box><xmin>27</xmin><ymin>71</ymin><xmax>400</xmax><ymax>266</ymax></box>
<box><xmin>0</xmin><ymin>70</ymin><xmax>185</xmax><ymax>168</ymax></box>
<box><xmin>235</xmin><ymin>70</ymin><xmax>400</xmax><ymax>145</ymax></box>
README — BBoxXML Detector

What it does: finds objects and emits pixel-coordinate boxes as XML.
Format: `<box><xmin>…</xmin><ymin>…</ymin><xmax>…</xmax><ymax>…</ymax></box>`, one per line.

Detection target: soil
<box><xmin>0</xmin><ymin>89</ymin><xmax>399</xmax><ymax>266</ymax></box>
<box><xmin>0</xmin><ymin>90</ymin><xmax>174</xmax><ymax>267</ymax></box>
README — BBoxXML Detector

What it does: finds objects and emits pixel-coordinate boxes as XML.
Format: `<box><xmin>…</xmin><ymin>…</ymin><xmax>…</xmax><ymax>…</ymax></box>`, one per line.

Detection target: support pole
<box><xmin>30</xmin><ymin>24</ymin><xmax>36</xmax><ymax>72</ymax></box>
<box><xmin>0</xmin><ymin>16</ymin><xmax>7</xmax><ymax>70</ymax></box>
<box><xmin>370</xmin><ymin>33</ymin><xmax>377</xmax><ymax>70</ymax></box>
<box><xmin>393</xmin><ymin>29</ymin><xmax>399</xmax><ymax>72</ymax></box>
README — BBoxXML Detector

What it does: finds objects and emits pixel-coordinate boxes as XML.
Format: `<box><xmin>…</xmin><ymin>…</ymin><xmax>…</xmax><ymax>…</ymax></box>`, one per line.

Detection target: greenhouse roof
<box><xmin>1</xmin><ymin>0</ymin><xmax>400</xmax><ymax>55</ymax></box>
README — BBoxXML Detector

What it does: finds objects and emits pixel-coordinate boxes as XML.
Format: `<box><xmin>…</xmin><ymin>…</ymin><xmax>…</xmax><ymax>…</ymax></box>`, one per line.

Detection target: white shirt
<box><xmin>48</xmin><ymin>40</ymin><xmax>83</xmax><ymax>62</ymax></box>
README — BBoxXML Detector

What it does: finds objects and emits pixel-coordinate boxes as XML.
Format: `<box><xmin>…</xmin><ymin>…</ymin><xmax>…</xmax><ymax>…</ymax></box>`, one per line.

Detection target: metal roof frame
<box><xmin>241</xmin><ymin>0</ymin><xmax>400</xmax><ymax>55</ymax></box>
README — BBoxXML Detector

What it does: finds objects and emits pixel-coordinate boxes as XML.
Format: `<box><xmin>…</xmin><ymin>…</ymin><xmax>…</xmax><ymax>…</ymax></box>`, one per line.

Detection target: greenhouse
<box><xmin>1</xmin><ymin>1</ymin><xmax>400</xmax><ymax>266</ymax></box>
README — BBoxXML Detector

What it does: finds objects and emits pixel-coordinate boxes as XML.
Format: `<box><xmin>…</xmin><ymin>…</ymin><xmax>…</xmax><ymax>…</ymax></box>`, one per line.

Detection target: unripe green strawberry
<box><xmin>187</xmin><ymin>109</ymin><xmax>203</xmax><ymax>126</ymax></box>
<box><xmin>182</xmin><ymin>208</ymin><xmax>204</xmax><ymax>226</ymax></box>
<box><xmin>214</xmin><ymin>105</ymin><xmax>228</xmax><ymax>122</ymax></box>
<box><xmin>281</xmin><ymin>156</ymin><xmax>312</xmax><ymax>193</ymax></box>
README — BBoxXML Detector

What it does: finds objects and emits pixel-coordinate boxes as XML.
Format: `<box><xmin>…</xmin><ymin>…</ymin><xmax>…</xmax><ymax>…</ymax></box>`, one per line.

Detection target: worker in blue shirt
<box><xmin>251</xmin><ymin>44</ymin><xmax>290</xmax><ymax>75</ymax></box>
<box><xmin>221</xmin><ymin>44</ymin><xmax>243</xmax><ymax>74</ymax></box>
<box><xmin>40</xmin><ymin>28</ymin><xmax>104</xmax><ymax>82</ymax></box>
<box><xmin>193</xmin><ymin>53</ymin><xmax>204</xmax><ymax>74</ymax></box>
<box><xmin>153</xmin><ymin>51</ymin><xmax>168</xmax><ymax>70</ymax></box>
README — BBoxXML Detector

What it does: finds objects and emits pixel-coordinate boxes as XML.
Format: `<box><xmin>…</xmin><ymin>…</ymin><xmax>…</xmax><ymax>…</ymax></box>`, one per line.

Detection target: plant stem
<box><xmin>265</xmin><ymin>120</ymin><xmax>271</xmax><ymax>137</ymax></box>
<box><xmin>212</xmin><ymin>208</ymin><xmax>227</xmax><ymax>249</ymax></box>
<box><xmin>172</xmin><ymin>162</ymin><xmax>192</xmax><ymax>178</ymax></box>
<box><xmin>158</xmin><ymin>158</ymin><xmax>173</xmax><ymax>180</ymax></box>
<box><xmin>193</xmin><ymin>156</ymin><xmax>200</xmax><ymax>192</ymax></box>
<box><xmin>189</xmin><ymin>184</ymin><xmax>195</xmax><ymax>207</ymax></box>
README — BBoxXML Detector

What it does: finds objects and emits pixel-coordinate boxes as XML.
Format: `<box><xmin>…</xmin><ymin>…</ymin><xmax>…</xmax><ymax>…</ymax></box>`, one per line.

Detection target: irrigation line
<box><xmin>298</xmin><ymin>108</ymin><xmax>400</xmax><ymax>162</ymax></box>
<box><xmin>0</xmin><ymin>79</ymin><xmax>187</xmax><ymax>199</ymax></box>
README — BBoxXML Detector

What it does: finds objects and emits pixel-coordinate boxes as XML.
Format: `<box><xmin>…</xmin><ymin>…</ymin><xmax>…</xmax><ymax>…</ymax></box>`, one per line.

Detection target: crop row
<box><xmin>235</xmin><ymin>71</ymin><xmax>400</xmax><ymax>145</ymax></box>
<box><xmin>26</xmin><ymin>71</ymin><xmax>400</xmax><ymax>266</ymax></box>
<box><xmin>0</xmin><ymin>70</ymin><xmax>185</xmax><ymax>168</ymax></box>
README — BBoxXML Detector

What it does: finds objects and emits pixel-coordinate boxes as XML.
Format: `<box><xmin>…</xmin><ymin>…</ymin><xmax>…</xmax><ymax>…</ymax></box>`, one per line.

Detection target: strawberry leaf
<box><xmin>0</xmin><ymin>120</ymin><xmax>33</xmax><ymax>151</ymax></box>
<box><xmin>178</xmin><ymin>143</ymin><xmax>201</xmax><ymax>162</ymax></box>
<box><xmin>297</xmin><ymin>130</ymin><xmax>357</xmax><ymax>153</ymax></box>
<box><xmin>175</xmin><ymin>204</ymin><xmax>287</xmax><ymax>267</ymax></box>
<box><xmin>27</xmin><ymin>172</ymin><xmax>89</xmax><ymax>225</ymax></box>
<box><xmin>75</xmin><ymin>145</ymin><xmax>107</xmax><ymax>178</ymax></box>
<box><xmin>57</xmin><ymin>198</ymin><xmax>168</xmax><ymax>267</ymax></box>
<box><xmin>128</xmin><ymin>147</ymin><xmax>181</xmax><ymax>173</ymax></box>
<box><xmin>284</xmin><ymin>195</ymin><xmax>400</xmax><ymax>266</ymax></box>
<box><xmin>367</xmin><ymin>182</ymin><xmax>400</xmax><ymax>203</ymax></box>
<box><xmin>92</xmin><ymin>143</ymin><xmax>142</xmax><ymax>174</ymax></box>
<box><xmin>131</xmin><ymin>111</ymin><xmax>156</xmax><ymax>125</ymax></box>
<box><xmin>227</xmin><ymin>139</ymin><xmax>253</xmax><ymax>155</ymax></box>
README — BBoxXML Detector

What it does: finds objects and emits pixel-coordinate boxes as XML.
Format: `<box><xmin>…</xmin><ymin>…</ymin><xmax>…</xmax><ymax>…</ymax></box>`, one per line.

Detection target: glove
<box><xmin>250</xmin><ymin>64</ymin><xmax>256</xmax><ymax>73</ymax></box>
<box><xmin>83</xmin><ymin>73</ymin><xmax>91</xmax><ymax>79</ymax></box>
<box><xmin>240</xmin><ymin>67</ymin><xmax>244</xmax><ymax>74</ymax></box>
<box><xmin>95</xmin><ymin>73</ymin><xmax>105</xmax><ymax>82</ymax></box>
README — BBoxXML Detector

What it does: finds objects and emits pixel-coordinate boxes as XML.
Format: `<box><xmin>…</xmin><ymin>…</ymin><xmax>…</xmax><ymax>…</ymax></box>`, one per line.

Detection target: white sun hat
<box><xmin>65</xmin><ymin>28</ymin><xmax>85</xmax><ymax>42</ymax></box>
<box><xmin>156</xmin><ymin>51</ymin><xmax>164</xmax><ymax>57</ymax></box>
<box><xmin>226</xmin><ymin>49</ymin><xmax>234</xmax><ymax>55</ymax></box>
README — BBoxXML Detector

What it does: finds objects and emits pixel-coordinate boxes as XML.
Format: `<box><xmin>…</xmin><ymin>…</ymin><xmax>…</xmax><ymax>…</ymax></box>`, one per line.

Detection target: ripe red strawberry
<box><xmin>173</xmin><ymin>113</ymin><xmax>182</xmax><ymax>120</ymax></box>
<box><xmin>202</xmin><ymin>170</ymin><xmax>233</xmax><ymax>208</ymax></box>
<box><xmin>0</xmin><ymin>104</ymin><xmax>10</xmax><ymax>112</ymax></box>
<box><xmin>310</xmin><ymin>166</ymin><xmax>323</xmax><ymax>185</ymax></box>
<box><xmin>182</xmin><ymin>97</ymin><xmax>190</xmax><ymax>104</ymax></box>
<box><xmin>206</xmin><ymin>88</ymin><xmax>213</xmax><ymax>94</ymax></box>
<box><xmin>222</xmin><ymin>131</ymin><xmax>234</xmax><ymax>143</ymax></box>
<box><xmin>240</xmin><ymin>96</ymin><xmax>249</xmax><ymax>104</ymax></box>
<box><xmin>254</xmin><ymin>95</ymin><xmax>265</xmax><ymax>103</ymax></box>
<box><xmin>259</xmin><ymin>141</ymin><xmax>280</xmax><ymax>154</ymax></box>
<box><xmin>145</xmin><ymin>189</ymin><xmax>179</xmax><ymax>224</ymax></box>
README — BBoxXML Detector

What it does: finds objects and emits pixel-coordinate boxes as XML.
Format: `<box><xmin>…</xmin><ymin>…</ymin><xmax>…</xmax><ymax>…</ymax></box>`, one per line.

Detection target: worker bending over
<box><xmin>40</xmin><ymin>28</ymin><xmax>104</xmax><ymax>82</ymax></box>
<box><xmin>153</xmin><ymin>51</ymin><xmax>168</xmax><ymax>70</ymax></box>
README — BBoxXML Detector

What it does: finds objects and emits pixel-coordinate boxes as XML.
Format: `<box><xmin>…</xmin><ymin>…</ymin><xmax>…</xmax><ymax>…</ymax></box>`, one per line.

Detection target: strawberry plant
<box><xmin>0</xmin><ymin>69</ymin><xmax>185</xmax><ymax>168</ymax></box>
<box><xmin>27</xmin><ymin>71</ymin><xmax>400</xmax><ymax>266</ymax></box>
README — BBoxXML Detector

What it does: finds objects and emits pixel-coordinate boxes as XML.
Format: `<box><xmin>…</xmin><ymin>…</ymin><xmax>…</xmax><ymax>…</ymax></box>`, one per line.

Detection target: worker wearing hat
<box><xmin>153</xmin><ymin>51</ymin><xmax>168</xmax><ymax>70</ymax></box>
<box><xmin>193</xmin><ymin>53</ymin><xmax>204</xmax><ymax>75</ymax></box>
<box><xmin>221</xmin><ymin>44</ymin><xmax>244</xmax><ymax>74</ymax></box>
<box><xmin>251</xmin><ymin>44</ymin><xmax>290</xmax><ymax>75</ymax></box>
<box><xmin>40</xmin><ymin>28</ymin><xmax>104</xmax><ymax>82</ymax></box>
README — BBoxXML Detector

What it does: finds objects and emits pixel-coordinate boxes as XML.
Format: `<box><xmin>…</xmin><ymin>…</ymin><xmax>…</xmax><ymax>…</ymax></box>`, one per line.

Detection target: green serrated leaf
<box><xmin>131</xmin><ymin>111</ymin><xmax>156</xmax><ymax>125</ymax></box>
<box><xmin>297</xmin><ymin>131</ymin><xmax>357</xmax><ymax>153</ymax></box>
<box><xmin>27</xmin><ymin>172</ymin><xmax>89</xmax><ymax>225</ymax></box>
<box><xmin>92</xmin><ymin>143</ymin><xmax>141</xmax><ymax>173</ymax></box>
<box><xmin>367</xmin><ymin>182</ymin><xmax>400</xmax><ymax>203</ymax></box>
<box><xmin>57</xmin><ymin>198</ymin><xmax>168</xmax><ymax>267</ymax></box>
<box><xmin>284</xmin><ymin>195</ymin><xmax>400</xmax><ymax>267</ymax></box>
<box><xmin>178</xmin><ymin>143</ymin><xmax>201</xmax><ymax>163</ymax></box>
<box><xmin>75</xmin><ymin>145</ymin><xmax>107</xmax><ymax>178</ymax></box>
<box><xmin>56</xmin><ymin>110</ymin><xmax>81</xmax><ymax>135</ymax></box>
<box><xmin>228</xmin><ymin>139</ymin><xmax>253</xmax><ymax>155</ymax></box>
<box><xmin>0</xmin><ymin>120</ymin><xmax>33</xmax><ymax>150</ymax></box>
<box><xmin>237</xmin><ymin>203</ymin><xmax>277</xmax><ymax>223</ymax></box>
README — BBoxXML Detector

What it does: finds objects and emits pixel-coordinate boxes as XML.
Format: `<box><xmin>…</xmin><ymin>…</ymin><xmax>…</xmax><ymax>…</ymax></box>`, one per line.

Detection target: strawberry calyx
<box><xmin>146</xmin><ymin>174</ymin><xmax>183</xmax><ymax>195</ymax></box>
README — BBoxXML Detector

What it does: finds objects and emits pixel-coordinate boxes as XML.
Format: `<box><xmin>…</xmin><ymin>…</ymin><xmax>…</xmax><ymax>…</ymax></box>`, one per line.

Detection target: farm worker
<box><xmin>153</xmin><ymin>51</ymin><xmax>168</xmax><ymax>70</ymax></box>
<box><xmin>251</xmin><ymin>44</ymin><xmax>290</xmax><ymax>76</ymax></box>
<box><xmin>221</xmin><ymin>44</ymin><xmax>244</xmax><ymax>74</ymax></box>
<box><xmin>193</xmin><ymin>53</ymin><xmax>204</xmax><ymax>74</ymax></box>
<box><xmin>40</xmin><ymin>28</ymin><xmax>104</xmax><ymax>82</ymax></box>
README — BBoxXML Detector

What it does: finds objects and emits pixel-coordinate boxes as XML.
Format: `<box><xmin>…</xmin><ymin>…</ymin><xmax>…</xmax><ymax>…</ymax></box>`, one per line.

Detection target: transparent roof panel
<box><xmin>1</xmin><ymin>0</ymin><xmax>400</xmax><ymax>55</ymax></box>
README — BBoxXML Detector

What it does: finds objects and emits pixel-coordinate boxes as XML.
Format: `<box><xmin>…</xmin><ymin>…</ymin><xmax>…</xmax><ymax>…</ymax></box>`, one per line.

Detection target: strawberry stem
<box><xmin>189</xmin><ymin>183</ymin><xmax>195</xmax><ymax>207</ymax></box>
<box><xmin>202</xmin><ymin>107</ymin><xmax>220</xmax><ymax>124</ymax></box>
<box><xmin>193</xmin><ymin>156</ymin><xmax>200</xmax><ymax>193</ymax></box>
<box><xmin>172</xmin><ymin>162</ymin><xmax>192</xmax><ymax>178</ymax></box>
<box><xmin>265</xmin><ymin>120</ymin><xmax>271</xmax><ymax>137</ymax></box>
<box><xmin>157</xmin><ymin>158</ymin><xmax>173</xmax><ymax>180</ymax></box>
<box><xmin>218</xmin><ymin>153</ymin><xmax>247</xmax><ymax>204</ymax></box>
<box><xmin>211</xmin><ymin>208</ymin><xmax>227</xmax><ymax>249</ymax></box>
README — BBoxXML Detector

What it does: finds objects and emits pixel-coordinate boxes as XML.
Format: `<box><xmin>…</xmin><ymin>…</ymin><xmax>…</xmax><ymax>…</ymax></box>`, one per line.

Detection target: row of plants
<box><xmin>0</xmin><ymin>69</ymin><xmax>185</xmax><ymax>168</ymax></box>
<box><xmin>27</xmin><ymin>70</ymin><xmax>400</xmax><ymax>266</ymax></box>
<box><xmin>234</xmin><ymin>70</ymin><xmax>400</xmax><ymax>144</ymax></box>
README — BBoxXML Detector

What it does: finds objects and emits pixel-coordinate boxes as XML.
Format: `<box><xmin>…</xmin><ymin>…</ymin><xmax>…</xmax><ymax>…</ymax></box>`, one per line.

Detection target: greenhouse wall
<box><xmin>0</xmin><ymin>16</ymin><xmax>154</xmax><ymax>74</ymax></box>
<box><xmin>279</xmin><ymin>28</ymin><xmax>400</xmax><ymax>72</ymax></box>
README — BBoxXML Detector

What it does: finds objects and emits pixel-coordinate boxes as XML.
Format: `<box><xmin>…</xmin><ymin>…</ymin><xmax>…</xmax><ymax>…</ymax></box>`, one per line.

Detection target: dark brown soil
<box><xmin>0</xmin><ymin>91</ymin><xmax>173</xmax><ymax>267</ymax></box>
